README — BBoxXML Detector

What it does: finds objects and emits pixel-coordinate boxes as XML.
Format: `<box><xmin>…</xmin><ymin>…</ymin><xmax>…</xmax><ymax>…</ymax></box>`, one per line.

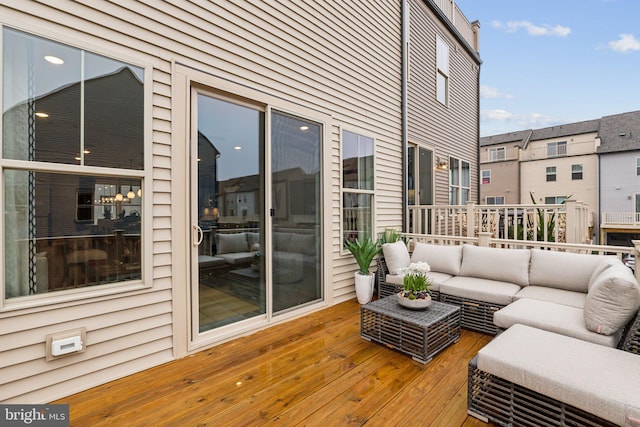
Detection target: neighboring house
<box><xmin>406</xmin><ymin>0</ymin><xmax>481</xmax><ymax>231</ymax></box>
<box><xmin>479</xmin><ymin>130</ymin><xmax>530</xmax><ymax>204</ymax></box>
<box><xmin>0</xmin><ymin>1</ymin><xmax>479</xmax><ymax>403</ymax></box>
<box><xmin>598</xmin><ymin>111</ymin><xmax>640</xmax><ymax>246</ymax></box>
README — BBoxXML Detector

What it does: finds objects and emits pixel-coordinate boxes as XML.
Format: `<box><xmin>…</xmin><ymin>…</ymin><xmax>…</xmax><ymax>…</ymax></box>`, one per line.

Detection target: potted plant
<box><xmin>345</xmin><ymin>237</ymin><xmax>381</xmax><ymax>304</ymax></box>
<box><xmin>397</xmin><ymin>261</ymin><xmax>432</xmax><ymax>309</ymax></box>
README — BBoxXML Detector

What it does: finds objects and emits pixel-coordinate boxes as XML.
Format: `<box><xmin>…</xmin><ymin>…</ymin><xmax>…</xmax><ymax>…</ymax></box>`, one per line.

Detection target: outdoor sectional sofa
<box><xmin>378</xmin><ymin>241</ymin><xmax>640</xmax><ymax>426</ymax></box>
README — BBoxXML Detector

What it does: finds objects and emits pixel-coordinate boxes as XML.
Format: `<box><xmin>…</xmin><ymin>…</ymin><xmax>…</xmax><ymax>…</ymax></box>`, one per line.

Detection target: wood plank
<box><xmin>55</xmin><ymin>299</ymin><xmax>493</xmax><ymax>426</ymax></box>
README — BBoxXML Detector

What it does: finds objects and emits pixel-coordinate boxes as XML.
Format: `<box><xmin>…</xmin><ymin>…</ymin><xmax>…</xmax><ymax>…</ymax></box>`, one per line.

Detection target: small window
<box><xmin>481</xmin><ymin>170</ymin><xmax>491</xmax><ymax>184</ymax></box>
<box><xmin>486</xmin><ymin>196</ymin><xmax>504</xmax><ymax>205</ymax></box>
<box><xmin>546</xmin><ymin>166</ymin><xmax>557</xmax><ymax>182</ymax></box>
<box><xmin>547</xmin><ymin>141</ymin><xmax>567</xmax><ymax>157</ymax></box>
<box><xmin>436</xmin><ymin>36</ymin><xmax>449</xmax><ymax>106</ymax></box>
<box><xmin>342</xmin><ymin>130</ymin><xmax>374</xmax><ymax>245</ymax></box>
<box><xmin>545</xmin><ymin>196</ymin><xmax>566</xmax><ymax>204</ymax></box>
<box><xmin>636</xmin><ymin>158</ymin><xmax>640</xmax><ymax>176</ymax></box>
<box><xmin>488</xmin><ymin>147</ymin><xmax>505</xmax><ymax>161</ymax></box>
<box><xmin>572</xmin><ymin>164</ymin><xmax>583</xmax><ymax>180</ymax></box>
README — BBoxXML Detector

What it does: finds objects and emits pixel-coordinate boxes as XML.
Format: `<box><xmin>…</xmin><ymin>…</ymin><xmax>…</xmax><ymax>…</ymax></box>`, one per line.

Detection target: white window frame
<box><xmin>571</xmin><ymin>163</ymin><xmax>583</xmax><ymax>180</ymax></box>
<box><xmin>547</xmin><ymin>141</ymin><xmax>567</xmax><ymax>157</ymax></box>
<box><xmin>546</xmin><ymin>166</ymin><xmax>557</xmax><ymax>182</ymax></box>
<box><xmin>488</xmin><ymin>147</ymin><xmax>506</xmax><ymax>162</ymax></box>
<box><xmin>486</xmin><ymin>196</ymin><xmax>505</xmax><ymax>205</ymax></box>
<box><xmin>340</xmin><ymin>128</ymin><xmax>375</xmax><ymax>251</ymax></box>
<box><xmin>449</xmin><ymin>157</ymin><xmax>470</xmax><ymax>205</ymax></box>
<box><xmin>1</xmin><ymin>27</ymin><xmax>153</xmax><ymax>310</ymax></box>
<box><xmin>481</xmin><ymin>169</ymin><xmax>491</xmax><ymax>185</ymax></box>
<box><xmin>436</xmin><ymin>35</ymin><xmax>449</xmax><ymax>106</ymax></box>
<box><xmin>545</xmin><ymin>196</ymin><xmax>566</xmax><ymax>204</ymax></box>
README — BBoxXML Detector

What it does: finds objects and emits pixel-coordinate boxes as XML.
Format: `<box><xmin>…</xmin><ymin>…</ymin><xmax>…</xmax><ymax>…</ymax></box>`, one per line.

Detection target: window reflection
<box><xmin>2</xmin><ymin>28</ymin><xmax>143</xmax><ymax>168</ymax></box>
<box><xmin>4</xmin><ymin>171</ymin><xmax>142</xmax><ymax>298</ymax></box>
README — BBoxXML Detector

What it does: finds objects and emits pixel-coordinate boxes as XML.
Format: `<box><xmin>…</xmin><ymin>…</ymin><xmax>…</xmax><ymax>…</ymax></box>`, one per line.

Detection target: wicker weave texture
<box><xmin>467</xmin><ymin>357</ymin><xmax>617</xmax><ymax>427</ymax></box>
<box><xmin>621</xmin><ymin>310</ymin><xmax>640</xmax><ymax>354</ymax></box>
<box><xmin>361</xmin><ymin>297</ymin><xmax>460</xmax><ymax>364</ymax></box>
<box><xmin>440</xmin><ymin>293</ymin><xmax>504</xmax><ymax>335</ymax></box>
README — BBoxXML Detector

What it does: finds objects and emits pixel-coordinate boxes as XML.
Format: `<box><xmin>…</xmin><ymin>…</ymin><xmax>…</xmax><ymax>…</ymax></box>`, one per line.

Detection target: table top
<box><xmin>362</xmin><ymin>295</ymin><xmax>460</xmax><ymax>326</ymax></box>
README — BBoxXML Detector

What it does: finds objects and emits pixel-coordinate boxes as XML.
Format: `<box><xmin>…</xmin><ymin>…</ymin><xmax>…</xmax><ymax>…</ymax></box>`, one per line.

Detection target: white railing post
<box><xmin>478</xmin><ymin>231</ymin><xmax>492</xmax><ymax>247</ymax></box>
<box><xmin>466</xmin><ymin>201</ymin><xmax>475</xmax><ymax>238</ymax></box>
<box><xmin>564</xmin><ymin>199</ymin><xmax>576</xmax><ymax>243</ymax></box>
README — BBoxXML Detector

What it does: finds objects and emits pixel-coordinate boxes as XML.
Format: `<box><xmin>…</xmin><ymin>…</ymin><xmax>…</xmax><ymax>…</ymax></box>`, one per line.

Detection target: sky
<box><xmin>454</xmin><ymin>0</ymin><xmax>640</xmax><ymax>137</ymax></box>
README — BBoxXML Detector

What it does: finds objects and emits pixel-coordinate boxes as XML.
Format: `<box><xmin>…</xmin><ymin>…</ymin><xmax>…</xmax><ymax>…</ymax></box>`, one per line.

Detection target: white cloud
<box><xmin>480</xmin><ymin>85</ymin><xmax>513</xmax><ymax>99</ymax></box>
<box><xmin>481</xmin><ymin>109</ymin><xmax>563</xmax><ymax>131</ymax></box>
<box><xmin>608</xmin><ymin>33</ymin><xmax>640</xmax><ymax>53</ymax></box>
<box><xmin>492</xmin><ymin>20</ymin><xmax>571</xmax><ymax>37</ymax></box>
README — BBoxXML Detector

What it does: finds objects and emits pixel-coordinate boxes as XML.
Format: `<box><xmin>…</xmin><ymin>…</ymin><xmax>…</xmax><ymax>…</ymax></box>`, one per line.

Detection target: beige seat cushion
<box><xmin>513</xmin><ymin>286</ymin><xmax>586</xmax><ymax>308</ymax></box>
<box><xmin>382</xmin><ymin>241</ymin><xmax>410</xmax><ymax>274</ymax></box>
<box><xmin>584</xmin><ymin>264</ymin><xmax>640</xmax><ymax>335</ymax></box>
<box><xmin>410</xmin><ymin>243</ymin><xmax>462</xmax><ymax>275</ymax></box>
<box><xmin>439</xmin><ymin>276</ymin><xmax>520</xmax><ymax>306</ymax></box>
<box><xmin>477</xmin><ymin>324</ymin><xmax>640</xmax><ymax>426</ymax></box>
<box><xmin>459</xmin><ymin>244</ymin><xmax>530</xmax><ymax>287</ymax></box>
<box><xmin>493</xmin><ymin>298</ymin><xmax>619</xmax><ymax>347</ymax></box>
<box><xmin>198</xmin><ymin>255</ymin><xmax>226</xmax><ymax>269</ymax></box>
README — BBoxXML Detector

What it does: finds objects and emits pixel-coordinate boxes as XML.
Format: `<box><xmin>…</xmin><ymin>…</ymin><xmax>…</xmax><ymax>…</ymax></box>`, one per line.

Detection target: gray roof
<box><xmin>481</xmin><ymin>111</ymin><xmax>640</xmax><ymax>154</ymax></box>
<box><xmin>528</xmin><ymin>119</ymin><xmax>600</xmax><ymax>143</ymax></box>
<box><xmin>597</xmin><ymin>110</ymin><xmax>640</xmax><ymax>154</ymax></box>
<box><xmin>480</xmin><ymin>129</ymin><xmax>532</xmax><ymax>147</ymax></box>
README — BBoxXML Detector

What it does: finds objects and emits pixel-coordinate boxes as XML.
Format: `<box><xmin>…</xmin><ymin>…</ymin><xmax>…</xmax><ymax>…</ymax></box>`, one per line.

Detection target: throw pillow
<box><xmin>217</xmin><ymin>232</ymin><xmax>248</xmax><ymax>254</ymax></box>
<box><xmin>584</xmin><ymin>265</ymin><xmax>640</xmax><ymax>335</ymax></box>
<box><xmin>382</xmin><ymin>241</ymin><xmax>410</xmax><ymax>275</ymax></box>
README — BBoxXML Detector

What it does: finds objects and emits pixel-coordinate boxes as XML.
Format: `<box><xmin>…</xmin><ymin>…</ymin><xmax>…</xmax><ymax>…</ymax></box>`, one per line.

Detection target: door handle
<box><xmin>194</xmin><ymin>225</ymin><xmax>203</xmax><ymax>246</ymax></box>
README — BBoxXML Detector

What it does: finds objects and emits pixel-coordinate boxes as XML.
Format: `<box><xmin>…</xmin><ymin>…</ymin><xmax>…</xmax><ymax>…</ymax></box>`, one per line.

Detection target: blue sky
<box><xmin>454</xmin><ymin>0</ymin><xmax>640</xmax><ymax>136</ymax></box>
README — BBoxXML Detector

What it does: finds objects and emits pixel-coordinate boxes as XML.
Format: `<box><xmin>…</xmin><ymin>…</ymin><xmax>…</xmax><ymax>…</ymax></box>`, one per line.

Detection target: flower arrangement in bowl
<box><xmin>397</xmin><ymin>261</ymin><xmax>432</xmax><ymax>309</ymax></box>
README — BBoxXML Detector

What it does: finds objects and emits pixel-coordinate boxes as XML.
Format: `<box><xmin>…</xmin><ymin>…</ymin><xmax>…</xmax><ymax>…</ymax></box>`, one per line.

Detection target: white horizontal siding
<box><xmin>0</xmin><ymin>0</ymin><xmax>405</xmax><ymax>403</ymax></box>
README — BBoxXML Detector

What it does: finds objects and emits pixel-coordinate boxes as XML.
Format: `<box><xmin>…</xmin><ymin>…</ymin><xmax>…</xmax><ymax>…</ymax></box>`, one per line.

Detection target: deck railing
<box><xmin>602</xmin><ymin>211</ymin><xmax>640</xmax><ymax>226</ymax></box>
<box><xmin>407</xmin><ymin>200</ymin><xmax>591</xmax><ymax>244</ymax></box>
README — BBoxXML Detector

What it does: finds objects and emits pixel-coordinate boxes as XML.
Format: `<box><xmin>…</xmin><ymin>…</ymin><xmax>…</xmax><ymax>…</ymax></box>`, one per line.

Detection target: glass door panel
<box><xmin>271</xmin><ymin>112</ymin><xmax>322</xmax><ymax>313</ymax></box>
<box><xmin>195</xmin><ymin>94</ymin><xmax>265</xmax><ymax>333</ymax></box>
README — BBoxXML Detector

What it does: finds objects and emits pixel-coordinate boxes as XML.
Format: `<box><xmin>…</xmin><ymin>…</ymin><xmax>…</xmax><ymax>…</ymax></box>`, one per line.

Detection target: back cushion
<box><xmin>217</xmin><ymin>232</ymin><xmax>248</xmax><ymax>254</ymax></box>
<box><xmin>459</xmin><ymin>244</ymin><xmax>530</xmax><ymax>287</ymax></box>
<box><xmin>584</xmin><ymin>264</ymin><xmax>640</xmax><ymax>335</ymax></box>
<box><xmin>382</xmin><ymin>241</ymin><xmax>410</xmax><ymax>275</ymax></box>
<box><xmin>529</xmin><ymin>250</ymin><xmax>611</xmax><ymax>293</ymax></box>
<box><xmin>411</xmin><ymin>243</ymin><xmax>462</xmax><ymax>275</ymax></box>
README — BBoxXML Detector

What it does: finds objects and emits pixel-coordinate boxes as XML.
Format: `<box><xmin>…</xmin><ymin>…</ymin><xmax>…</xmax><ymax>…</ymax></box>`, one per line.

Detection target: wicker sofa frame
<box><xmin>467</xmin><ymin>356</ymin><xmax>618</xmax><ymax>427</ymax></box>
<box><xmin>467</xmin><ymin>310</ymin><xmax>640</xmax><ymax>426</ymax></box>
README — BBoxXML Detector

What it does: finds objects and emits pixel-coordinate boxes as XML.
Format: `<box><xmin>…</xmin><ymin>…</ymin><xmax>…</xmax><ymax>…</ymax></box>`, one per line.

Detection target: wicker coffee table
<box><xmin>360</xmin><ymin>295</ymin><xmax>461</xmax><ymax>364</ymax></box>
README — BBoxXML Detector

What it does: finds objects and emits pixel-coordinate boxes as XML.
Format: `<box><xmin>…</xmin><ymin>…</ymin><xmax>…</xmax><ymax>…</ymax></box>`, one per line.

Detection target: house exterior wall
<box><xmin>0</xmin><ymin>0</ymin><xmax>409</xmax><ymax>404</ymax></box>
<box><xmin>407</xmin><ymin>0</ymin><xmax>480</xmax><ymax>205</ymax></box>
<box><xmin>600</xmin><ymin>151</ymin><xmax>640</xmax><ymax>244</ymax></box>
<box><xmin>480</xmin><ymin>160</ymin><xmax>520</xmax><ymax>204</ymax></box>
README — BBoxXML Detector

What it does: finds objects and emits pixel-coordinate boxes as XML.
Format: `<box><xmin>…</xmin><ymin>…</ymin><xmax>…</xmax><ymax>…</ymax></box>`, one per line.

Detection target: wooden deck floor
<box><xmin>55</xmin><ymin>299</ymin><xmax>494</xmax><ymax>426</ymax></box>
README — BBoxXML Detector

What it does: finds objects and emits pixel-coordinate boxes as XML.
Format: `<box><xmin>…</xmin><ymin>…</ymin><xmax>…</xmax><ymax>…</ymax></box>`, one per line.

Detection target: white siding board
<box><xmin>1</xmin><ymin>0</ymin><xmax>404</xmax><ymax>403</ymax></box>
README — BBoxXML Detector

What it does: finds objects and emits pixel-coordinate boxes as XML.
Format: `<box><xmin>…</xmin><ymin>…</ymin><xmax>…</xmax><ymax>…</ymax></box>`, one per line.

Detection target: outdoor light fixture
<box><xmin>435</xmin><ymin>156</ymin><xmax>448</xmax><ymax>170</ymax></box>
<box><xmin>44</xmin><ymin>55</ymin><xmax>64</xmax><ymax>65</ymax></box>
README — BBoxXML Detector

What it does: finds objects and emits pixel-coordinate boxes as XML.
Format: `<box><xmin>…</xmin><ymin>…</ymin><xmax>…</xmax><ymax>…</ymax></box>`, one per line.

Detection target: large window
<box><xmin>3</xmin><ymin>28</ymin><xmax>145</xmax><ymax>300</ymax></box>
<box><xmin>546</xmin><ymin>166</ymin><xmax>557</xmax><ymax>182</ymax></box>
<box><xmin>436</xmin><ymin>36</ymin><xmax>449</xmax><ymax>106</ymax></box>
<box><xmin>449</xmin><ymin>157</ymin><xmax>470</xmax><ymax>205</ymax></box>
<box><xmin>342</xmin><ymin>130</ymin><xmax>374</xmax><ymax>244</ymax></box>
<box><xmin>547</xmin><ymin>141</ymin><xmax>567</xmax><ymax>157</ymax></box>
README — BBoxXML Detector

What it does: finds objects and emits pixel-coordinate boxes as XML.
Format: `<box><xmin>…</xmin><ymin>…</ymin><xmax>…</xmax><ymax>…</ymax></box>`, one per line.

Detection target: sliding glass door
<box><xmin>192</xmin><ymin>91</ymin><xmax>322</xmax><ymax>336</ymax></box>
